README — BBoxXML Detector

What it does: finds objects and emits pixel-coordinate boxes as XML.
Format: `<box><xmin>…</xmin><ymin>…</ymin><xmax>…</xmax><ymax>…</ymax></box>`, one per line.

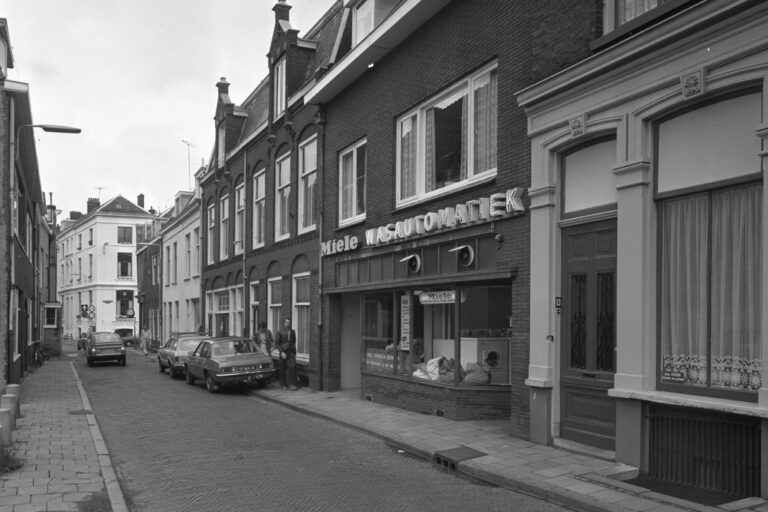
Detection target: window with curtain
<box><xmin>660</xmin><ymin>183</ymin><xmax>762</xmax><ymax>395</ymax></box>
<box><xmin>118</xmin><ymin>226</ymin><xmax>132</xmax><ymax>244</ymax></box>
<box><xmin>219</xmin><ymin>194</ymin><xmax>229</xmax><ymax>260</ymax></box>
<box><xmin>234</xmin><ymin>183</ymin><xmax>245</xmax><ymax>254</ymax></box>
<box><xmin>275</xmin><ymin>155</ymin><xmax>291</xmax><ymax>241</ymax></box>
<box><xmin>253</xmin><ymin>170</ymin><xmax>266</xmax><ymax>247</ymax></box>
<box><xmin>396</xmin><ymin>63</ymin><xmax>497</xmax><ymax>206</ymax></box>
<box><xmin>207</xmin><ymin>204</ymin><xmax>215</xmax><ymax>264</ymax></box>
<box><xmin>339</xmin><ymin>139</ymin><xmax>366</xmax><ymax>226</ymax></box>
<box><xmin>293</xmin><ymin>273</ymin><xmax>311</xmax><ymax>357</ymax></box>
<box><xmin>298</xmin><ymin>137</ymin><xmax>317</xmax><ymax>233</ymax></box>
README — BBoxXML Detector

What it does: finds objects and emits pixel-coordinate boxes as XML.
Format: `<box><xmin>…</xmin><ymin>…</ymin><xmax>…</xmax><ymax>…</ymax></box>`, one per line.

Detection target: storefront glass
<box><xmin>361</xmin><ymin>284</ymin><xmax>511</xmax><ymax>385</ymax></box>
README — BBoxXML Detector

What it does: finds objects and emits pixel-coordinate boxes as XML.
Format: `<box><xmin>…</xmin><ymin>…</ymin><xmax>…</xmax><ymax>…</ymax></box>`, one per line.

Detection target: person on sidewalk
<box><xmin>254</xmin><ymin>321</ymin><xmax>274</xmax><ymax>356</ymax></box>
<box><xmin>275</xmin><ymin>317</ymin><xmax>298</xmax><ymax>390</ymax></box>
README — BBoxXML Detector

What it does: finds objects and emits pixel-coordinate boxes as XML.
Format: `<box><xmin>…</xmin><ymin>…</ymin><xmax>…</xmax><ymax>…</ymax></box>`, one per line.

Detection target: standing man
<box><xmin>275</xmin><ymin>317</ymin><xmax>298</xmax><ymax>390</ymax></box>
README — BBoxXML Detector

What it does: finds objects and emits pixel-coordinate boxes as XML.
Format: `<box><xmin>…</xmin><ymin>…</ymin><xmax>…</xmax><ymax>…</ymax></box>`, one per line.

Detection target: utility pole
<box><xmin>181</xmin><ymin>139</ymin><xmax>195</xmax><ymax>191</ymax></box>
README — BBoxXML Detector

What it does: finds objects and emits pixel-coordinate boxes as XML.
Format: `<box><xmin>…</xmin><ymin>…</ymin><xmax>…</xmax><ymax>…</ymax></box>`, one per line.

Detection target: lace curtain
<box><xmin>661</xmin><ymin>185</ymin><xmax>762</xmax><ymax>391</ymax></box>
<box><xmin>473</xmin><ymin>69</ymin><xmax>497</xmax><ymax>174</ymax></box>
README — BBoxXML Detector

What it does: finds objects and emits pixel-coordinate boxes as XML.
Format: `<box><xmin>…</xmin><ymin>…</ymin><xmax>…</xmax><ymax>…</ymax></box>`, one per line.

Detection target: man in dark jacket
<box><xmin>275</xmin><ymin>317</ymin><xmax>298</xmax><ymax>390</ymax></box>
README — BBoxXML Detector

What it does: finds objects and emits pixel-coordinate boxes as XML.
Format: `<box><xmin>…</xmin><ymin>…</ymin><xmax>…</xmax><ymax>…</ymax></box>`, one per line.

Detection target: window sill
<box><xmin>298</xmin><ymin>226</ymin><xmax>316</xmax><ymax>236</ymax></box>
<box><xmin>395</xmin><ymin>170</ymin><xmax>497</xmax><ymax>211</ymax></box>
<box><xmin>608</xmin><ymin>388</ymin><xmax>768</xmax><ymax>418</ymax></box>
<box><xmin>338</xmin><ymin>216</ymin><xmax>366</xmax><ymax>230</ymax></box>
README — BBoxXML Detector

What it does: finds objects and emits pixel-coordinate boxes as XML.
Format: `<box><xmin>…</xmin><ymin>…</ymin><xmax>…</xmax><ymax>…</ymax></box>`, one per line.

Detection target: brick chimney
<box><xmin>216</xmin><ymin>76</ymin><xmax>230</xmax><ymax>97</ymax></box>
<box><xmin>137</xmin><ymin>193</ymin><xmax>145</xmax><ymax>208</ymax></box>
<box><xmin>273</xmin><ymin>0</ymin><xmax>291</xmax><ymax>23</ymax></box>
<box><xmin>87</xmin><ymin>198</ymin><xmax>100</xmax><ymax>213</ymax></box>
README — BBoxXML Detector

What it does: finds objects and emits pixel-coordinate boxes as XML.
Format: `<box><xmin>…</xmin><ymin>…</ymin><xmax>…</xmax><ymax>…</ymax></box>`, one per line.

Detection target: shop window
<box><xmin>659</xmin><ymin>183</ymin><xmax>761</xmax><ymax>397</ymax></box>
<box><xmin>396</xmin><ymin>63</ymin><xmax>497</xmax><ymax>207</ymax></box>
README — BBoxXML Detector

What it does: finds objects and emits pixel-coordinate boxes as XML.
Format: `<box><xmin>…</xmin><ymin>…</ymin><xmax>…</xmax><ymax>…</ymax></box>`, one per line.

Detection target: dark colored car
<box><xmin>157</xmin><ymin>334</ymin><xmax>207</xmax><ymax>378</ymax></box>
<box><xmin>185</xmin><ymin>337</ymin><xmax>274</xmax><ymax>393</ymax></box>
<box><xmin>86</xmin><ymin>332</ymin><xmax>127</xmax><ymax>366</ymax></box>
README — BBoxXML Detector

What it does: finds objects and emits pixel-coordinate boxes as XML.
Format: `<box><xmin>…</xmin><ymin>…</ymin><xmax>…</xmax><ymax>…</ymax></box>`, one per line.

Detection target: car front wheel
<box><xmin>205</xmin><ymin>373</ymin><xmax>218</xmax><ymax>393</ymax></box>
<box><xmin>185</xmin><ymin>367</ymin><xmax>195</xmax><ymax>385</ymax></box>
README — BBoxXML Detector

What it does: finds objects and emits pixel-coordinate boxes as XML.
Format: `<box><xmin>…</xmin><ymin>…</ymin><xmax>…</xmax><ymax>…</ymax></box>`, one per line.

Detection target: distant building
<box><xmin>57</xmin><ymin>195</ymin><xmax>156</xmax><ymax>339</ymax></box>
<box><xmin>159</xmin><ymin>187</ymin><xmax>202</xmax><ymax>341</ymax></box>
<box><xmin>0</xmin><ymin>18</ymin><xmax>62</xmax><ymax>384</ymax></box>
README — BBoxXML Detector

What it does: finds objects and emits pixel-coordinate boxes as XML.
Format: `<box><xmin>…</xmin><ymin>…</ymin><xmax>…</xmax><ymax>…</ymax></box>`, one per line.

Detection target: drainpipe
<box><xmin>315</xmin><ymin>108</ymin><xmax>326</xmax><ymax>391</ymax></box>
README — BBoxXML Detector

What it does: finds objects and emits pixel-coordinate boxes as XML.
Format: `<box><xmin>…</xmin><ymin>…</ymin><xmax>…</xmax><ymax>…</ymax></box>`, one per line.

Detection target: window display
<box><xmin>361</xmin><ymin>284</ymin><xmax>511</xmax><ymax>385</ymax></box>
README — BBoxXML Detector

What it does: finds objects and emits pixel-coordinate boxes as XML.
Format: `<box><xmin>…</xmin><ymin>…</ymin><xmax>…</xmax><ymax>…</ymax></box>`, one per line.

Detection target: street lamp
<box><xmin>15</xmin><ymin>123</ymin><xmax>81</xmax><ymax>161</ymax></box>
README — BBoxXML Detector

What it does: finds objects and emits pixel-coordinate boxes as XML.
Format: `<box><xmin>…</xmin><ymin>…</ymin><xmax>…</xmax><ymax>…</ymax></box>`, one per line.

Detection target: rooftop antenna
<box><xmin>181</xmin><ymin>139</ymin><xmax>195</xmax><ymax>191</ymax></box>
<box><xmin>95</xmin><ymin>186</ymin><xmax>106</xmax><ymax>200</ymax></box>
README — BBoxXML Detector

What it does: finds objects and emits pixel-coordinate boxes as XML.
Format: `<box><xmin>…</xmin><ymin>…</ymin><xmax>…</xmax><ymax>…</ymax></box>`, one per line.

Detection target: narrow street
<box><xmin>72</xmin><ymin>346</ymin><xmax>570</xmax><ymax>512</ymax></box>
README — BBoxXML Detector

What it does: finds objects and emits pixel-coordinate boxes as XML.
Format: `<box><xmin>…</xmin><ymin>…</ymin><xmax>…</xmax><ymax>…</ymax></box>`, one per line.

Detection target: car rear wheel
<box><xmin>205</xmin><ymin>373</ymin><xmax>218</xmax><ymax>393</ymax></box>
<box><xmin>185</xmin><ymin>367</ymin><xmax>195</xmax><ymax>385</ymax></box>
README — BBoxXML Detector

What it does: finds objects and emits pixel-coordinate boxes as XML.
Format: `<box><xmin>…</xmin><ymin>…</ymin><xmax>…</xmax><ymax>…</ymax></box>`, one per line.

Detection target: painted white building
<box><xmin>57</xmin><ymin>195</ymin><xmax>155</xmax><ymax>338</ymax></box>
<box><xmin>160</xmin><ymin>190</ymin><xmax>202</xmax><ymax>341</ymax></box>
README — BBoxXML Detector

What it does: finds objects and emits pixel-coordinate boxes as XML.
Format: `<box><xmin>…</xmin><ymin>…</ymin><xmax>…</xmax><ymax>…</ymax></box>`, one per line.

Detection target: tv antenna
<box><xmin>181</xmin><ymin>139</ymin><xmax>195</xmax><ymax>190</ymax></box>
<box><xmin>95</xmin><ymin>186</ymin><xmax>106</xmax><ymax>199</ymax></box>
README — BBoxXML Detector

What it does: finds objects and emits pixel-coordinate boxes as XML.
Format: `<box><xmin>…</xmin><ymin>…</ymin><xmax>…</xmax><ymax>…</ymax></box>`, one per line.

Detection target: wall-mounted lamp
<box><xmin>448</xmin><ymin>244</ymin><xmax>474</xmax><ymax>267</ymax></box>
<box><xmin>399</xmin><ymin>254</ymin><xmax>421</xmax><ymax>273</ymax></box>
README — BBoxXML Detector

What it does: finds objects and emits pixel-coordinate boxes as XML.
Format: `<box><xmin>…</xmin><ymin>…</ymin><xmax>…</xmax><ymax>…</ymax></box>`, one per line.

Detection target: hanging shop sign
<box><xmin>365</xmin><ymin>188</ymin><xmax>524</xmax><ymax>247</ymax></box>
<box><xmin>320</xmin><ymin>234</ymin><xmax>360</xmax><ymax>257</ymax></box>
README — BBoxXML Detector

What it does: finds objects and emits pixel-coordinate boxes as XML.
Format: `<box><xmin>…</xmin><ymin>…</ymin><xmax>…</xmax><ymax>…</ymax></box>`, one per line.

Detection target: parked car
<box><xmin>157</xmin><ymin>334</ymin><xmax>207</xmax><ymax>378</ymax></box>
<box><xmin>86</xmin><ymin>332</ymin><xmax>126</xmax><ymax>367</ymax></box>
<box><xmin>185</xmin><ymin>337</ymin><xmax>275</xmax><ymax>393</ymax></box>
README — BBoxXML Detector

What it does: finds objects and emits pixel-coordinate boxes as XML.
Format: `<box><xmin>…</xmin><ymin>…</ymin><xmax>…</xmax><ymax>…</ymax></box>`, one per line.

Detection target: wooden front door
<box><xmin>560</xmin><ymin>220</ymin><xmax>617</xmax><ymax>450</ymax></box>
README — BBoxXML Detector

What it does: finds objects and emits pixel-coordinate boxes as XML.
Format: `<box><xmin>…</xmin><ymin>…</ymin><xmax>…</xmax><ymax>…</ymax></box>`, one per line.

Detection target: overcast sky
<box><xmin>1</xmin><ymin>0</ymin><xmax>335</xmax><ymax>218</ymax></box>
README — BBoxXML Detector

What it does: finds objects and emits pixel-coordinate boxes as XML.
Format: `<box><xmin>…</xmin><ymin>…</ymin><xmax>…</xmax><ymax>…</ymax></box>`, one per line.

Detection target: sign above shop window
<box><xmin>320</xmin><ymin>234</ymin><xmax>360</xmax><ymax>257</ymax></box>
<box><xmin>418</xmin><ymin>291</ymin><xmax>455</xmax><ymax>305</ymax></box>
<box><xmin>365</xmin><ymin>188</ymin><xmax>524</xmax><ymax>247</ymax></box>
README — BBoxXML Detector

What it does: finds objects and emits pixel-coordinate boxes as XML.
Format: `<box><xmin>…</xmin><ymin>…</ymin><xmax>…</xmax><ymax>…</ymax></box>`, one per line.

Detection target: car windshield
<box><xmin>211</xmin><ymin>340</ymin><xmax>260</xmax><ymax>356</ymax></box>
<box><xmin>93</xmin><ymin>334</ymin><xmax>122</xmax><ymax>344</ymax></box>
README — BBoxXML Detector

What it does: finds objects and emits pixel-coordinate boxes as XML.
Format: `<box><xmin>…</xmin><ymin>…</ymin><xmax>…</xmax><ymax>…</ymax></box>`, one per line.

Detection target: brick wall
<box><xmin>317</xmin><ymin>0</ymin><xmax>600</xmax><ymax>438</ymax></box>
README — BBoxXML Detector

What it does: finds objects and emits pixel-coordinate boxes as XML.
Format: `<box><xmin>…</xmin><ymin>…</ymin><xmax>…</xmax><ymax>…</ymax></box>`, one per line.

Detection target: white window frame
<box><xmin>298</xmin><ymin>136</ymin><xmax>318</xmax><ymax>234</ymax></box>
<box><xmin>253</xmin><ymin>169</ymin><xmax>266</xmax><ymax>249</ymax></box>
<box><xmin>219</xmin><ymin>194</ymin><xmax>230</xmax><ymax>261</ymax></box>
<box><xmin>395</xmin><ymin>61</ymin><xmax>498</xmax><ymax>208</ymax></box>
<box><xmin>172</xmin><ymin>241</ymin><xmax>178</xmax><ymax>284</ymax></box>
<box><xmin>193</xmin><ymin>227</ymin><xmax>200</xmax><ymax>276</ymax></box>
<box><xmin>267</xmin><ymin>277</ymin><xmax>282</xmax><ymax>336</ymax></box>
<box><xmin>338</xmin><ymin>138</ymin><xmax>367</xmax><ymax>227</ymax></box>
<box><xmin>234</xmin><ymin>183</ymin><xmax>245</xmax><ymax>255</ymax></box>
<box><xmin>185</xmin><ymin>233</ymin><xmax>191</xmax><ymax>278</ymax></box>
<box><xmin>273</xmin><ymin>56</ymin><xmax>286</xmax><ymax>120</ymax></box>
<box><xmin>250</xmin><ymin>280</ymin><xmax>260</xmax><ymax>339</ymax></box>
<box><xmin>353</xmin><ymin>0</ymin><xmax>373</xmax><ymax>45</ymax></box>
<box><xmin>275</xmin><ymin>154</ymin><xmax>291</xmax><ymax>242</ymax></box>
<box><xmin>207</xmin><ymin>204</ymin><xmax>215</xmax><ymax>264</ymax></box>
<box><xmin>292</xmin><ymin>272</ymin><xmax>311</xmax><ymax>362</ymax></box>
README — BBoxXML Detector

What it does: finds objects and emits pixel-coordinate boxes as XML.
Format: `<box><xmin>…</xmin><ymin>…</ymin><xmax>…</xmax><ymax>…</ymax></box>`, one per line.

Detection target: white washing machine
<box><xmin>460</xmin><ymin>337</ymin><xmax>509</xmax><ymax>385</ymax></box>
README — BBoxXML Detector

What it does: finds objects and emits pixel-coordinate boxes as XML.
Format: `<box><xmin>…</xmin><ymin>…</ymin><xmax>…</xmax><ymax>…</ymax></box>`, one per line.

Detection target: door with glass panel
<box><xmin>560</xmin><ymin>220</ymin><xmax>617</xmax><ymax>450</ymax></box>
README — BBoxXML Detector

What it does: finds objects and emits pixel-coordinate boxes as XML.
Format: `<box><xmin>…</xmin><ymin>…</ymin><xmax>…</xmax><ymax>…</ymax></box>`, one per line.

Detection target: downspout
<box><xmin>315</xmin><ymin>108</ymin><xmax>326</xmax><ymax>391</ymax></box>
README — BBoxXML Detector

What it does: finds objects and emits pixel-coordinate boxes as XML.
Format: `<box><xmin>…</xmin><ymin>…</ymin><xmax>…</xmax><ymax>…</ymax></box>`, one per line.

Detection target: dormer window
<box><xmin>601</xmin><ymin>0</ymin><xmax>691</xmax><ymax>37</ymax></box>
<box><xmin>273</xmin><ymin>56</ymin><xmax>286</xmax><ymax>120</ymax></box>
<box><xmin>353</xmin><ymin>0</ymin><xmax>373</xmax><ymax>45</ymax></box>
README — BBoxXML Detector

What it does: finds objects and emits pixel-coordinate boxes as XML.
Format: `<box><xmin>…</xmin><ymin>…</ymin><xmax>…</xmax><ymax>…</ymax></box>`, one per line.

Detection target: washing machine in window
<box><xmin>478</xmin><ymin>338</ymin><xmax>509</xmax><ymax>385</ymax></box>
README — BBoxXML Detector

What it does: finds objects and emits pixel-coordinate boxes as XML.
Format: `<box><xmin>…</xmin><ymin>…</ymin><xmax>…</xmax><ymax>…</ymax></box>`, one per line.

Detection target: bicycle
<box><xmin>30</xmin><ymin>341</ymin><xmax>50</xmax><ymax>367</ymax></box>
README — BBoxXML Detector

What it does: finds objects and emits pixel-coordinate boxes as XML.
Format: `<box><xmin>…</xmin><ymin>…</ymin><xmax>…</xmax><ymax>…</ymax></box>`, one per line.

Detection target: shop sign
<box><xmin>320</xmin><ymin>234</ymin><xmax>359</xmax><ymax>257</ymax></box>
<box><xmin>418</xmin><ymin>290</ymin><xmax>455</xmax><ymax>305</ymax></box>
<box><xmin>365</xmin><ymin>349</ymin><xmax>394</xmax><ymax>370</ymax></box>
<box><xmin>365</xmin><ymin>188</ymin><xmax>524</xmax><ymax>247</ymax></box>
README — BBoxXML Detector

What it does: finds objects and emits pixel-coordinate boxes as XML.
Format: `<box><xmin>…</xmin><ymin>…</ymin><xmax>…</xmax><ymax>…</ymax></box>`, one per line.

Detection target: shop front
<box><xmin>325</xmin><ymin>207</ymin><xmax>526</xmax><ymax>421</ymax></box>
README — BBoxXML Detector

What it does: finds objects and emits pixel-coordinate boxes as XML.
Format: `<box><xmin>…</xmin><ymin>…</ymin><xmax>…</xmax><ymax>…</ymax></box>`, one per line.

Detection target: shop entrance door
<box><xmin>560</xmin><ymin>220</ymin><xmax>616</xmax><ymax>450</ymax></box>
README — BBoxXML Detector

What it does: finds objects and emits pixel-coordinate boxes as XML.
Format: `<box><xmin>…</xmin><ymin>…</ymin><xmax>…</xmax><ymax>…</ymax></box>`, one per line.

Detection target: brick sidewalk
<box><xmin>1</xmin><ymin>356</ymin><xmax>127</xmax><ymax>512</ymax></box>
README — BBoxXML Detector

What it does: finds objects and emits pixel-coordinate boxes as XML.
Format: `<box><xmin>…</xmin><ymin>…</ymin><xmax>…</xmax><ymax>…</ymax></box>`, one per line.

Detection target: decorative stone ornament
<box><xmin>569</xmin><ymin>115</ymin><xmax>585</xmax><ymax>137</ymax></box>
<box><xmin>680</xmin><ymin>69</ymin><xmax>703</xmax><ymax>98</ymax></box>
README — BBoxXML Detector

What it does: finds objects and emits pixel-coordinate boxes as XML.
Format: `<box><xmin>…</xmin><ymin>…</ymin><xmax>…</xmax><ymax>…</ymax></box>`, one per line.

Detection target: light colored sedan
<box><xmin>185</xmin><ymin>337</ymin><xmax>275</xmax><ymax>393</ymax></box>
<box><xmin>158</xmin><ymin>334</ymin><xmax>207</xmax><ymax>378</ymax></box>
